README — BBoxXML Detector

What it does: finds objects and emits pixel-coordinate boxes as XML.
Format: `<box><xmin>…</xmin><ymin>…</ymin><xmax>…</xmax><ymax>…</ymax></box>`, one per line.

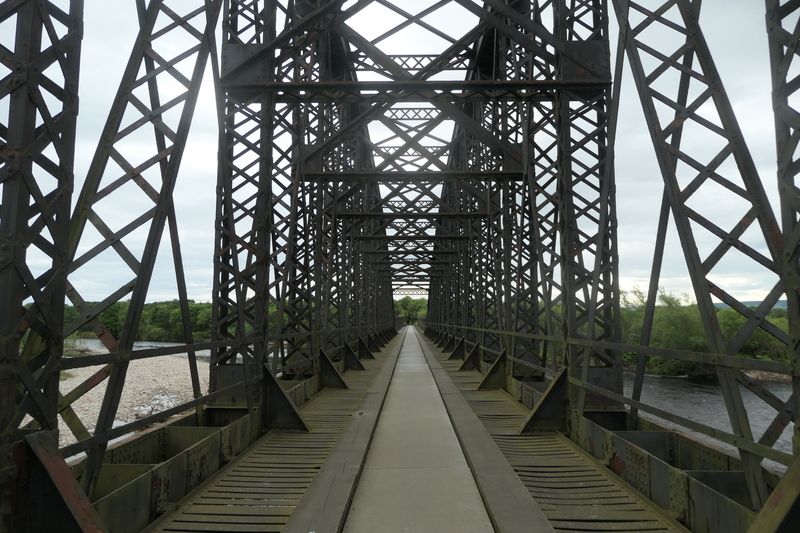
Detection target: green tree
<box><xmin>620</xmin><ymin>289</ymin><xmax>712</xmax><ymax>377</ymax></box>
<box><xmin>394</xmin><ymin>297</ymin><xmax>427</xmax><ymax>325</ymax></box>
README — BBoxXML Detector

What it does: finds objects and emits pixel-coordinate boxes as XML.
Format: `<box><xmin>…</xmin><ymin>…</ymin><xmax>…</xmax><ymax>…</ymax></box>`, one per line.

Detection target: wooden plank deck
<box><xmin>422</xmin><ymin>334</ymin><xmax>687</xmax><ymax>533</ymax></box>
<box><xmin>150</xmin><ymin>329</ymin><xmax>686</xmax><ymax>533</ymax></box>
<box><xmin>147</xmin><ymin>337</ymin><xmax>400</xmax><ymax>533</ymax></box>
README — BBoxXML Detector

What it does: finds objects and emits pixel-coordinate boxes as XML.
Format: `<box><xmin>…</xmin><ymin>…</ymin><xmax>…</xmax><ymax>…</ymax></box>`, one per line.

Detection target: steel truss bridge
<box><xmin>1</xmin><ymin>0</ymin><xmax>800</xmax><ymax>531</ymax></box>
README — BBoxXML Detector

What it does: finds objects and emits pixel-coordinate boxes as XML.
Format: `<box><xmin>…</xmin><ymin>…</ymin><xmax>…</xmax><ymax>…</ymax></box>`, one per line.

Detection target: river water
<box><xmin>69</xmin><ymin>339</ymin><xmax>794</xmax><ymax>456</ymax></box>
<box><xmin>626</xmin><ymin>374</ymin><xmax>794</xmax><ymax>457</ymax></box>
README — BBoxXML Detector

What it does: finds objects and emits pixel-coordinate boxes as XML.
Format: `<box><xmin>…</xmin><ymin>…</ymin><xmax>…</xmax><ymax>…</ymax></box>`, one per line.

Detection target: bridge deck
<box><xmin>343</xmin><ymin>328</ymin><xmax>493</xmax><ymax>532</ymax></box>
<box><xmin>148</xmin><ymin>336</ymin><xmax>402</xmax><ymax>533</ymax></box>
<box><xmin>419</xmin><ymin>334</ymin><xmax>686</xmax><ymax>533</ymax></box>
<box><xmin>151</xmin><ymin>328</ymin><xmax>684</xmax><ymax>532</ymax></box>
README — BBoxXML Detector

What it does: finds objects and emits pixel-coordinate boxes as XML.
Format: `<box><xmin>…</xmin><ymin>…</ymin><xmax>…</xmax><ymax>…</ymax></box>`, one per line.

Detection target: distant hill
<box><xmin>713</xmin><ymin>300</ymin><xmax>787</xmax><ymax>310</ymax></box>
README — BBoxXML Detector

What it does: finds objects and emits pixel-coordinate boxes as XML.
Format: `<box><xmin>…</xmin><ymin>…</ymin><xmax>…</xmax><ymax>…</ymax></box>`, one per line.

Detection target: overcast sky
<box><xmin>61</xmin><ymin>0</ymin><xmax>782</xmax><ymax>304</ymax></box>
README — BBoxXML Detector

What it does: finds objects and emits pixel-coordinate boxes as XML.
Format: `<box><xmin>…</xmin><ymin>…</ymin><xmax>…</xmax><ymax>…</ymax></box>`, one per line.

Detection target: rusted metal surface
<box><xmin>423</xmin><ymin>333</ymin><xmax>686</xmax><ymax>532</ymax></box>
<box><xmin>149</xmin><ymin>346</ymin><xmax>393</xmax><ymax>532</ymax></box>
<box><xmin>22</xmin><ymin>432</ymin><xmax>106</xmax><ymax>533</ymax></box>
<box><xmin>747</xmin><ymin>455</ymin><xmax>800</xmax><ymax>532</ymax></box>
<box><xmin>1</xmin><ymin>0</ymin><xmax>799</xmax><ymax>528</ymax></box>
<box><xmin>79</xmin><ymin>418</ymin><xmax>256</xmax><ymax>533</ymax></box>
<box><xmin>505</xmin><ymin>433</ymin><xmax>685</xmax><ymax>532</ymax></box>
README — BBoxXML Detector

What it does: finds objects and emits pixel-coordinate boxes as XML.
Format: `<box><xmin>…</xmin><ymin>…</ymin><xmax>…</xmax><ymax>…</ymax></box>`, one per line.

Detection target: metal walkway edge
<box><xmin>342</xmin><ymin>327</ymin><xmax>494</xmax><ymax>532</ymax></box>
<box><xmin>416</xmin><ymin>331</ymin><xmax>688</xmax><ymax>533</ymax></box>
<box><xmin>146</xmin><ymin>334</ymin><xmax>403</xmax><ymax>533</ymax></box>
<box><xmin>148</xmin><ymin>327</ymin><xmax>688</xmax><ymax>533</ymax></box>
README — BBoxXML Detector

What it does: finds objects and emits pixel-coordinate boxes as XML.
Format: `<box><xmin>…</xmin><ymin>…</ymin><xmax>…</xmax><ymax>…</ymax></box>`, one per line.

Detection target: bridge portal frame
<box><xmin>0</xmin><ymin>0</ymin><xmax>799</xmax><ymax>531</ymax></box>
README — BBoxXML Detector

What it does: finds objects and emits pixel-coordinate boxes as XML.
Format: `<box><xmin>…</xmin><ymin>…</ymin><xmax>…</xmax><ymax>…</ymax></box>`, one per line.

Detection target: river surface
<box><xmin>69</xmin><ymin>339</ymin><xmax>794</xmax><ymax>457</ymax></box>
<box><xmin>625</xmin><ymin>374</ymin><xmax>794</xmax><ymax>458</ymax></box>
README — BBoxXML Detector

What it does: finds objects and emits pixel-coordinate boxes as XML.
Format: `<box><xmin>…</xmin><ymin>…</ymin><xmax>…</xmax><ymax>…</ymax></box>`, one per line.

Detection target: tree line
<box><xmin>65</xmin><ymin>301</ymin><xmax>214</xmax><ymax>342</ymax></box>
<box><xmin>64</xmin><ymin>298</ymin><xmax>432</xmax><ymax>341</ymax></box>
<box><xmin>63</xmin><ymin>291</ymin><xmax>788</xmax><ymax>377</ymax></box>
<box><xmin>619</xmin><ymin>289</ymin><xmax>788</xmax><ymax>377</ymax></box>
<box><xmin>394</xmin><ymin>297</ymin><xmax>428</xmax><ymax>325</ymax></box>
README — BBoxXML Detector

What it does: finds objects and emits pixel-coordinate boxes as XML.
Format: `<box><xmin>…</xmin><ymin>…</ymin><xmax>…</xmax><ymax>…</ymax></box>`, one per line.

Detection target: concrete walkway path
<box><xmin>344</xmin><ymin>328</ymin><xmax>494</xmax><ymax>533</ymax></box>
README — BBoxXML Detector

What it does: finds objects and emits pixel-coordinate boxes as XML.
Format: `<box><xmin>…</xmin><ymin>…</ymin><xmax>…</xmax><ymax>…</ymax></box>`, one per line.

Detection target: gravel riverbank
<box><xmin>58</xmin><ymin>356</ymin><xmax>210</xmax><ymax>448</ymax></box>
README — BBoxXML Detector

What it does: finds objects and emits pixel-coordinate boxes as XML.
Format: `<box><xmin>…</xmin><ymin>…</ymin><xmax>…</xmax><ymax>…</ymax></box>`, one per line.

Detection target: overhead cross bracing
<box><xmin>1</xmin><ymin>0</ymin><xmax>800</xmax><ymax>531</ymax></box>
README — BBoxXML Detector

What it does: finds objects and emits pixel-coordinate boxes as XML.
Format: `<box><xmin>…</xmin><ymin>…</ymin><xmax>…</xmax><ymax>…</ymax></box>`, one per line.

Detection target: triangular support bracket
<box><xmin>458</xmin><ymin>343</ymin><xmax>481</xmax><ymax>371</ymax></box>
<box><xmin>358</xmin><ymin>338</ymin><xmax>375</xmax><ymax>359</ymax></box>
<box><xmin>344</xmin><ymin>343</ymin><xmax>366</xmax><ymax>370</ymax></box>
<box><xmin>319</xmin><ymin>349</ymin><xmax>348</xmax><ymax>389</ymax></box>
<box><xmin>519</xmin><ymin>368</ymin><xmax>568</xmax><ymax>434</ymax></box>
<box><xmin>263</xmin><ymin>366</ymin><xmax>310</xmax><ymax>432</ymax></box>
<box><xmin>367</xmin><ymin>334</ymin><xmax>380</xmax><ymax>352</ymax></box>
<box><xmin>23</xmin><ymin>431</ymin><xmax>106</xmax><ymax>532</ymax></box>
<box><xmin>442</xmin><ymin>335</ymin><xmax>456</xmax><ymax>352</ymax></box>
<box><xmin>373</xmin><ymin>333</ymin><xmax>385</xmax><ymax>348</ymax></box>
<box><xmin>478</xmin><ymin>349</ymin><xmax>507</xmax><ymax>390</ymax></box>
<box><xmin>448</xmin><ymin>337</ymin><xmax>465</xmax><ymax>360</ymax></box>
<box><xmin>378</xmin><ymin>330</ymin><xmax>389</xmax><ymax>346</ymax></box>
<box><xmin>437</xmin><ymin>333</ymin><xmax>451</xmax><ymax>348</ymax></box>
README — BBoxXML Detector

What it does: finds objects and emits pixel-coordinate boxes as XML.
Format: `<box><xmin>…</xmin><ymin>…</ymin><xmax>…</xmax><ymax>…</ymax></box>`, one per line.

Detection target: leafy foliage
<box><xmin>65</xmin><ymin>300</ymin><xmax>213</xmax><ymax>342</ymax></box>
<box><xmin>62</xmin><ymin>291</ymin><xmax>787</xmax><ymax>378</ymax></box>
<box><xmin>620</xmin><ymin>289</ymin><xmax>789</xmax><ymax>377</ymax></box>
<box><xmin>64</xmin><ymin>301</ymin><xmax>310</xmax><ymax>342</ymax></box>
<box><xmin>393</xmin><ymin>297</ymin><xmax>427</xmax><ymax>325</ymax></box>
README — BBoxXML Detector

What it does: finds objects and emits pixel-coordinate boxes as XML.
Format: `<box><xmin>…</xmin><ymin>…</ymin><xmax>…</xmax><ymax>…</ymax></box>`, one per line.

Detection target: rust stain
<box><xmin>610</xmin><ymin>452</ymin><xmax>625</xmax><ymax>475</ymax></box>
<box><xmin>767</xmin><ymin>487</ymin><xmax>784</xmax><ymax>510</ymax></box>
<box><xmin>25</xmin><ymin>434</ymin><xmax>106</xmax><ymax>532</ymax></box>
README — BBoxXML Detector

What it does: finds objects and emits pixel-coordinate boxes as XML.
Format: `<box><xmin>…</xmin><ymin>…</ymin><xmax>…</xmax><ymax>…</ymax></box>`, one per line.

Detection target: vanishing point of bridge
<box><xmin>1</xmin><ymin>1</ymin><xmax>800</xmax><ymax>532</ymax></box>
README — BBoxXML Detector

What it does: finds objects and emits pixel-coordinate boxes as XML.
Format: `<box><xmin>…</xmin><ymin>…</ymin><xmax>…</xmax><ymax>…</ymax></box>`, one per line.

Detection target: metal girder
<box><xmin>2</xmin><ymin>0</ymin><xmax>800</xmax><ymax>527</ymax></box>
<box><xmin>303</xmin><ymin>170</ymin><xmax>522</xmax><ymax>181</ymax></box>
<box><xmin>64</xmin><ymin>1</ymin><xmax>224</xmax><ymax>495</ymax></box>
<box><xmin>365</xmin><ymin>249</ymin><xmax>458</xmax><ymax>254</ymax></box>
<box><xmin>374</xmin><ymin>261</ymin><xmax>453</xmax><ymax>265</ymax></box>
<box><xmin>337</xmin><ymin>212</ymin><xmax>486</xmax><ymax>218</ymax></box>
<box><xmin>765</xmin><ymin>0</ymin><xmax>800</xmax><ymax>457</ymax></box>
<box><xmin>393</xmin><ymin>288</ymin><xmax>430</xmax><ymax>295</ymax></box>
<box><xmin>613</xmin><ymin>0</ymin><xmax>787</xmax><ymax>507</ymax></box>
<box><xmin>354</xmin><ymin>235</ymin><xmax>469</xmax><ymax>241</ymax></box>
<box><xmin>1</xmin><ymin>0</ymin><xmax>83</xmax><ymax>445</ymax></box>
<box><xmin>554</xmin><ymin>1</ymin><xmax>620</xmax><ymax>414</ymax></box>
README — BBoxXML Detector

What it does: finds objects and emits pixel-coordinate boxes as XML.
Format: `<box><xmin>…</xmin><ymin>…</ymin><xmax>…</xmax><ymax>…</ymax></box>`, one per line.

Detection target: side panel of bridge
<box><xmin>1</xmin><ymin>1</ymin><xmax>799</xmax><ymax>532</ymax></box>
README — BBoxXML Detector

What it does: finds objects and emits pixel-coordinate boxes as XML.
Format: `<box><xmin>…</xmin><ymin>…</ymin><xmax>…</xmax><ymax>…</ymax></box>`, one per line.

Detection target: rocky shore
<box><xmin>58</xmin><ymin>355</ymin><xmax>210</xmax><ymax>448</ymax></box>
<box><xmin>743</xmin><ymin>369</ymin><xmax>793</xmax><ymax>383</ymax></box>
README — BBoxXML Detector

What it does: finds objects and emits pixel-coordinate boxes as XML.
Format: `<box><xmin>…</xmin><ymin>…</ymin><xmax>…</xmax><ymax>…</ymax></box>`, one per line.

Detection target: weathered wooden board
<box><xmin>149</xmin><ymin>338</ymin><xmax>399</xmax><ymax>533</ymax></box>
